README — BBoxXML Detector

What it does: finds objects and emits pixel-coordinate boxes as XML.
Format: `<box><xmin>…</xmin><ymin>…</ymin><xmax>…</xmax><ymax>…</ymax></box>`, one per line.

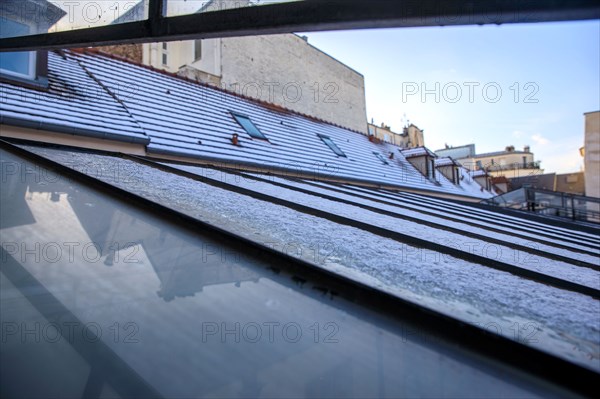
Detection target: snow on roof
<box><xmin>435</xmin><ymin>157</ymin><xmax>461</xmax><ymax>167</ymax></box>
<box><xmin>0</xmin><ymin>52</ymin><xmax>148</xmax><ymax>144</ymax></box>
<box><xmin>400</xmin><ymin>146</ymin><xmax>437</xmax><ymax>158</ymax></box>
<box><xmin>2</xmin><ymin>50</ymin><xmax>494</xmax><ymax>199</ymax></box>
<box><xmin>471</xmin><ymin>169</ymin><xmax>489</xmax><ymax>178</ymax></box>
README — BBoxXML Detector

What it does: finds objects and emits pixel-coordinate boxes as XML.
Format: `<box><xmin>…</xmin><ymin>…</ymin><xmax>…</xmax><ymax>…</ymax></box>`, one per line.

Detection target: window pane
<box><xmin>0</xmin><ymin>52</ymin><xmax>31</xmax><ymax>76</ymax></box>
<box><xmin>0</xmin><ymin>17</ymin><xmax>33</xmax><ymax>77</ymax></box>
<box><xmin>232</xmin><ymin>113</ymin><xmax>268</xmax><ymax>140</ymax></box>
<box><xmin>318</xmin><ymin>134</ymin><xmax>346</xmax><ymax>157</ymax></box>
<box><xmin>1</xmin><ymin>147</ymin><xmax>562</xmax><ymax>398</ymax></box>
<box><xmin>0</xmin><ymin>0</ymin><xmax>148</xmax><ymax>39</ymax></box>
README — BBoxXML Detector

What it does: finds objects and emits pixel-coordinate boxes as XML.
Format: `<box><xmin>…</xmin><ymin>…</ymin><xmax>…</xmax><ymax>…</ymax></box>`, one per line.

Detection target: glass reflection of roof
<box><xmin>0</xmin><ymin>146</ymin><xmax>575</xmax><ymax>398</ymax></box>
<box><xmin>10</xmin><ymin>143</ymin><xmax>600</xmax><ymax>375</ymax></box>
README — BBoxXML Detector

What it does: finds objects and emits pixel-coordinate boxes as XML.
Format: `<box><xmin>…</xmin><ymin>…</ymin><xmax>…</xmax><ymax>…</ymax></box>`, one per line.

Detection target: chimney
<box><xmin>524</xmin><ymin>145</ymin><xmax>530</xmax><ymax>153</ymax></box>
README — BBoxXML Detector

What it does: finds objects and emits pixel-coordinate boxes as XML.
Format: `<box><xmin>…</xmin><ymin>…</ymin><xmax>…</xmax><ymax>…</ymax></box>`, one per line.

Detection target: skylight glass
<box><xmin>318</xmin><ymin>134</ymin><xmax>346</xmax><ymax>157</ymax></box>
<box><xmin>373</xmin><ymin>152</ymin><xmax>389</xmax><ymax>165</ymax></box>
<box><xmin>232</xmin><ymin>113</ymin><xmax>268</xmax><ymax>140</ymax></box>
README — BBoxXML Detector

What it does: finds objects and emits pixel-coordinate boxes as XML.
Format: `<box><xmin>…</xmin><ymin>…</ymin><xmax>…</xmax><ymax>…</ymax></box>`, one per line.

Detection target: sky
<box><xmin>303</xmin><ymin>20</ymin><xmax>600</xmax><ymax>174</ymax></box>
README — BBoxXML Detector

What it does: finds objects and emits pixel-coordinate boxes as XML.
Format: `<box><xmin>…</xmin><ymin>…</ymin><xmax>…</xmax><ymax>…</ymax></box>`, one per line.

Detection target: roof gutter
<box><xmin>0</xmin><ymin>116</ymin><xmax>151</xmax><ymax>146</ymax></box>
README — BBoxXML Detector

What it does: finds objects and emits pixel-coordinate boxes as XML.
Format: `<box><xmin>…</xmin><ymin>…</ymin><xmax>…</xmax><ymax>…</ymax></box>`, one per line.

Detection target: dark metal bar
<box><xmin>1</xmin><ymin>139</ymin><xmax>598</xmax><ymax>397</ymax></box>
<box><xmin>1</xmin><ymin>0</ymin><xmax>599</xmax><ymax>52</ymax></box>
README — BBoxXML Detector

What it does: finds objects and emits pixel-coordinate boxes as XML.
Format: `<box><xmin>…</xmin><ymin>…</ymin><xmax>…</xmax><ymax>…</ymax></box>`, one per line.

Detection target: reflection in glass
<box><xmin>0</xmin><ymin>148</ymin><xmax>572</xmax><ymax>398</ymax></box>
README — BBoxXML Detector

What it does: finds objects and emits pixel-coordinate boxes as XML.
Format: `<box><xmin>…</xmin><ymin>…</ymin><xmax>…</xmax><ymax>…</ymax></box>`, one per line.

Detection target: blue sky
<box><xmin>304</xmin><ymin>20</ymin><xmax>600</xmax><ymax>174</ymax></box>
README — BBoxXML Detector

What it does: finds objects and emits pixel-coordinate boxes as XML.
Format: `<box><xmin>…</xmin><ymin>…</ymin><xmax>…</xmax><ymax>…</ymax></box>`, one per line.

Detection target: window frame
<box><xmin>317</xmin><ymin>134</ymin><xmax>346</xmax><ymax>157</ymax></box>
<box><xmin>231</xmin><ymin>112</ymin><xmax>269</xmax><ymax>141</ymax></box>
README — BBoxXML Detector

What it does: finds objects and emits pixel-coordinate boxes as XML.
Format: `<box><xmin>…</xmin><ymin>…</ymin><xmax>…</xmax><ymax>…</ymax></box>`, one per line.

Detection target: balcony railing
<box><xmin>484</xmin><ymin>162</ymin><xmax>541</xmax><ymax>172</ymax></box>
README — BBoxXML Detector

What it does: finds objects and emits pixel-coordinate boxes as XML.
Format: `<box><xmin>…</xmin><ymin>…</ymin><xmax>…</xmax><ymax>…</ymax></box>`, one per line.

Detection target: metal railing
<box><xmin>482</xmin><ymin>187</ymin><xmax>600</xmax><ymax>224</ymax></box>
<box><xmin>484</xmin><ymin>161</ymin><xmax>542</xmax><ymax>172</ymax></box>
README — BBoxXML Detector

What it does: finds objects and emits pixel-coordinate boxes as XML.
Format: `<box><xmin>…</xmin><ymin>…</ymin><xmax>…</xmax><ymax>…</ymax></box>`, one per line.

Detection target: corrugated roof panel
<box><xmin>0</xmin><ymin>52</ymin><xmax>148</xmax><ymax>143</ymax></box>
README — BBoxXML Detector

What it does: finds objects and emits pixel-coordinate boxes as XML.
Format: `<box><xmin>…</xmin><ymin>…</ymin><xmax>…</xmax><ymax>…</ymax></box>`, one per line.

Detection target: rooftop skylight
<box><xmin>318</xmin><ymin>134</ymin><xmax>346</xmax><ymax>157</ymax></box>
<box><xmin>373</xmin><ymin>152</ymin><xmax>389</xmax><ymax>165</ymax></box>
<box><xmin>231</xmin><ymin>112</ymin><xmax>268</xmax><ymax>140</ymax></box>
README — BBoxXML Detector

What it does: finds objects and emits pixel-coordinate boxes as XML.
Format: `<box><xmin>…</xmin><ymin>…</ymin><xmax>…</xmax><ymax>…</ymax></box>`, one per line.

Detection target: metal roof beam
<box><xmin>1</xmin><ymin>0</ymin><xmax>599</xmax><ymax>52</ymax></box>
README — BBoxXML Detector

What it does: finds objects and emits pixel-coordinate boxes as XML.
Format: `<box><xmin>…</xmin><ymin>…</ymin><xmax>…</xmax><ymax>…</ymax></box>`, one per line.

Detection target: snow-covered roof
<box><xmin>0</xmin><ymin>52</ymin><xmax>149</xmax><ymax>144</ymax></box>
<box><xmin>400</xmin><ymin>146</ymin><xmax>437</xmax><ymax>158</ymax></box>
<box><xmin>435</xmin><ymin>156</ymin><xmax>461</xmax><ymax>167</ymax></box>
<box><xmin>471</xmin><ymin>169</ymin><xmax>489</xmax><ymax>178</ymax></box>
<box><xmin>0</xmin><ymin>50</ymin><xmax>496</xmax><ymax>200</ymax></box>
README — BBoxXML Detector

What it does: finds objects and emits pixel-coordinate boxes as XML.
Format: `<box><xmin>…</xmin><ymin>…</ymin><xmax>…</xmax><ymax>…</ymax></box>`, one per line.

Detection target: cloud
<box><xmin>531</xmin><ymin>133</ymin><xmax>549</xmax><ymax>145</ymax></box>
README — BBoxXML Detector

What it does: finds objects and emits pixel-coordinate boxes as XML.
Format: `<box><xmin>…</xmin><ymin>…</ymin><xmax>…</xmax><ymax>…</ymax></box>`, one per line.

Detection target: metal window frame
<box><xmin>1</xmin><ymin>0</ymin><xmax>599</xmax><ymax>52</ymax></box>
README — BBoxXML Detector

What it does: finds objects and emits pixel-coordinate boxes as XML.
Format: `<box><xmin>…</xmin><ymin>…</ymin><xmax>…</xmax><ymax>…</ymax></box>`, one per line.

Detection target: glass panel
<box><xmin>373</xmin><ymin>152</ymin><xmax>389</xmax><ymax>165</ymax></box>
<box><xmin>0</xmin><ymin>0</ymin><xmax>147</xmax><ymax>38</ymax></box>
<box><xmin>318</xmin><ymin>134</ymin><xmax>346</xmax><ymax>157</ymax></box>
<box><xmin>166</xmin><ymin>0</ymin><xmax>304</xmax><ymax>17</ymax></box>
<box><xmin>232</xmin><ymin>113</ymin><xmax>268</xmax><ymax>140</ymax></box>
<box><xmin>0</xmin><ymin>17</ymin><xmax>34</xmax><ymax>78</ymax></box>
<box><xmin>0</xmin><ymin>147</ymin><xmax>567</xmax><ymax>397</ymax></box>
<box><xmin>16</xmin><ymin>145</ymin><xmax>600</xmax><ymax>375</ymax></box>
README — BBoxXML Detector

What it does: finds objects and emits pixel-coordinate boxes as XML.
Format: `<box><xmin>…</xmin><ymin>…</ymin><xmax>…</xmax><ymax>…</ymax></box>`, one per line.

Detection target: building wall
<box><xmin>584</xmin><ymin>111</ymin><xmax>600</xmax><ymax>198</ymax></box>
<box><xmin>459</xmin><ymin>150</ymin><xmax>539</xmax><ymax>179</ymax></box>
<box><xmin>435</xmin><ymin>144</ymin><xmax>475</xmax><ymax>159</ymax></box>
<box><xmin>220</xmin><ymin>34</ymin><xmax>367</xmax><ymax>133</ymax></box>
<box><xmin>139</xmin><ymin>33</ymin><xmax>367</xmax><ymax>133</ymax></box>
<box><xmin>367</xmin><ymin>123</ymin><xmax>424</xmax><ymax>148</ymax></box>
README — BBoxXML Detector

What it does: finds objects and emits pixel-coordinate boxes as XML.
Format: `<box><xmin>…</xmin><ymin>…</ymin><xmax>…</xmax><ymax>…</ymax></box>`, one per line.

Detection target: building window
<box><xmin>523</xmin><ymin>156</ymin><xmax>527</xmax><ymax>168</ymax></box>
<box><xmin>231</xmin><ymin>113</ymin><xmax>268</xmax><ymax>140</ymax></box>
<box><xmin>162</xmin><ymin>42</ymin><xmax>168</xmax><ymax>50</ymax></box>
<box><xmin>162</xmin><ymin>53</ymin><xmax>168</xmax><ymax>65</ymax></box>
<box><xmin>373</xmin><ymin>152</ymin><xmax>389</xmax><ymax>165</ymax></box>
<box><xmin>0</xmin><ymin>17</ymin><xmax>35</xmax><ymax>80</ymax></box>
<box><xmin>318</xmin><ymin>134</ymin><xmax>346</xmax><ymax>157</ymax></box>
<box><xmin>430</xmin><ymin>159</ymin><xmax>436</xmax><ymax>179</ymax></box>
<box><xmin>194</xmin><ymin>40</ymin><xmax>202</xmax><ymax>61</ymax></box>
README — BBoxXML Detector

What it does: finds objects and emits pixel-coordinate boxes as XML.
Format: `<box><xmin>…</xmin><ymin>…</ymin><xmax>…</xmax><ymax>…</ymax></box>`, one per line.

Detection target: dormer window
<box><xmin>231</xmin><ymin>112</ymin><xmax>269</xmax><ymax>140</ymax></box>
<box><xmin>401</xmin><ymin>147</ymin><xmax>438</xmax><ymax>182</ymax></box>
<box><xmin>0</xmin><ymin>18</ymin><xmax>35</xmax><ymax>79</ymax></box>
<box><xmin>318</xmin><ymin>134</ymin><xmax>346</xmax><ymax>157</ymax></box>
<box><xmin>434</xmin><ymin>157</ymin><xmax>462</xmax><ymax>185</ymax></box>
<box><xmin>0</xmin><ymin>1</ymin><xmax>65</xmax><ymax>87</ymax></box>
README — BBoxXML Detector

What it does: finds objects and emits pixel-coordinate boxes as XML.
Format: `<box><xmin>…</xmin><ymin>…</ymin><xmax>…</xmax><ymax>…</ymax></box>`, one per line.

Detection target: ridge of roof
<box><xmin>67</xmin><ymin>48</ymin><xmax>366</xmax><ymax>136</ymax></box>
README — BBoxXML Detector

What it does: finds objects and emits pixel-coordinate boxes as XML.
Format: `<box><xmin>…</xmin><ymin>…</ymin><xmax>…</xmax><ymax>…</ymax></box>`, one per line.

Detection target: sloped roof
<box><xmin>0</xmin><ymin>52</ymin><xmax>148</xmax><ymax>144</ymax></box>
<box><xmin>1</xmin><ymin>50</ymin><xmax>494</xmax><ymax>199</ymax></box>
<box><xmin>435</xmin><ymin>156</ymin><xmax>461</xmax><ymax>167</ymax></box>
